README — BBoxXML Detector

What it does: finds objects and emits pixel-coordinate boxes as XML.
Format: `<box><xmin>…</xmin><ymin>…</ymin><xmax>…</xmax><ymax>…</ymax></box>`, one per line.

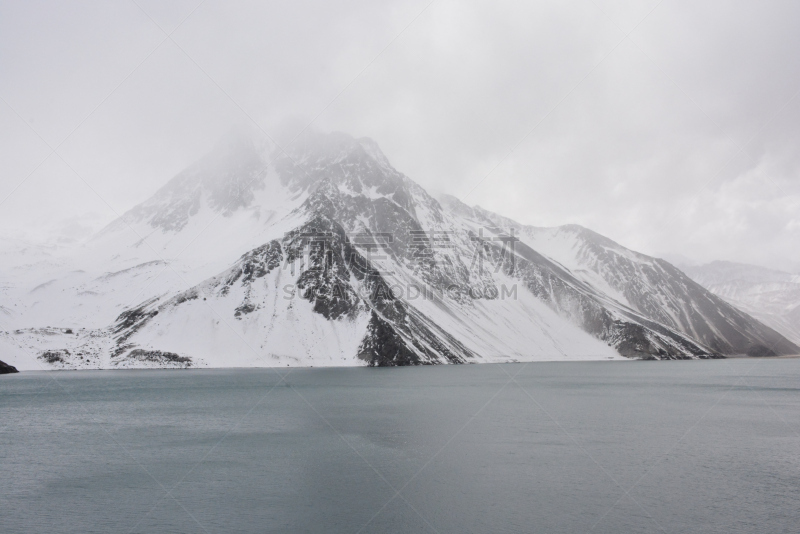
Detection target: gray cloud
<box><xmin>1</xmin><ymin>0</ymin><xmax>799</xmax><ymax>270</ymax></box>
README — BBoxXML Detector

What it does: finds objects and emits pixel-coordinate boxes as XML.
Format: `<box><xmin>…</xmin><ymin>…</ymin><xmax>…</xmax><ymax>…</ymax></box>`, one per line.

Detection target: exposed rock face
<box><xmin>0</xmin><ymin>359</ymin><xmax>18</xmax><ymax>374</ymax></box>
<box><xmin>125</xmin><ymin>349</ymin><xmax>191</xmax><ymax>367</ymax></box>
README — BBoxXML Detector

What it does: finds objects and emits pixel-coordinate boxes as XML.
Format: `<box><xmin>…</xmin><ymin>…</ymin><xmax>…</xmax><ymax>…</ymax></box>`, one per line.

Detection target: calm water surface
<box><xmin>2</xmin><ymin>359</ymin><xmax>799</xmax><ymax>533</ymax></box>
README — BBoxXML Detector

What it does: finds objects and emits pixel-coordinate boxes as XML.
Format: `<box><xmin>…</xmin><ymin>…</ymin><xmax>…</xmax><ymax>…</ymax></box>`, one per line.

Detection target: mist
<box><xmin>1</xmin><ymin>0</ymin><xmax>799</xmax><ymax>270</ymax></box>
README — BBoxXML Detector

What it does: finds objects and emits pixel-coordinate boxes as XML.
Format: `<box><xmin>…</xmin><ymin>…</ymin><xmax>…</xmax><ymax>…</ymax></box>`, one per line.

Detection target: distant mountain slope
<box><xmin>440</xmin><ymin>197</ymin><xmax>799</xmax><ymax>357</ymax></box>
<box><xmin>680</xmin><ymin>261</ymin><xmax>800</xmax><ymax>345</ymax></box>
<box><xmin>2</xmin><ymin>131</ymin><xmax>796</xmax><ymax>370</ymax></box>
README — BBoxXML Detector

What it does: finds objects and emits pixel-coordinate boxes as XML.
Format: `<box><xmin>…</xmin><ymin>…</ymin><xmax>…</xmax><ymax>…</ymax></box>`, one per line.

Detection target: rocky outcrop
<box><xmin>0</xmin><ymin>359</ymin><xmax>18</xmax><ymax>374</ymax></box>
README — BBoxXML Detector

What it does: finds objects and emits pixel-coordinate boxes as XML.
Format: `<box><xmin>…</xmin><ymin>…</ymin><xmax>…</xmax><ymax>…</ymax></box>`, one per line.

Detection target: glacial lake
<box><xmin>2</xmin><ymin>359</ymin><xmax>799</xmax><ymax>534</ymax></box>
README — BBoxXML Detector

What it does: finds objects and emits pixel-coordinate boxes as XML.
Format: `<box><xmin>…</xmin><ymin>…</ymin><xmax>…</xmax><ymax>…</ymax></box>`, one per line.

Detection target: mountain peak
<box><xmin>113</xmin><ymin>134</ymin><xmax>270</xmax><ymax>233</ymax></box>
<box><xmin>285</xmin><ymin>130</ymin><xmax>388</xmax><ymax>164</ymax></box>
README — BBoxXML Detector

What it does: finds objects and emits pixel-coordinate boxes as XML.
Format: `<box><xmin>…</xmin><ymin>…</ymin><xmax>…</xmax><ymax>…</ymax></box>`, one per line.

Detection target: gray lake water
<box><xmin>2</xmin><ymin>359</ymin><xmax>799</xmax><ymax>534</ymax></box>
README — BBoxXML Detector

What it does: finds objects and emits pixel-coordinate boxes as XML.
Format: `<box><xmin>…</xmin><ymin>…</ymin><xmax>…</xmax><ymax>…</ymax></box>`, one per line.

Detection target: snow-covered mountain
<box><xmin>679</xmin><ymin>261</ymin><xmax>800</xmax><ymax>345</ymax></box>
<box><xmin>439</xmin><ymin>201</ymin><xmax>798</xmax><ymax>357</ymax></box>
<box><xmin>2</xmin><ymin>131</ymin><xmax>797</xmax><ymax>370</ymax></box>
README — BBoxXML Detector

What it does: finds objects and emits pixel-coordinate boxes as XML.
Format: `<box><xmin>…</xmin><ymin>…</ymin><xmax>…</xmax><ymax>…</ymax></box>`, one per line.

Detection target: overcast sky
<box><xmin>1</xmin><ymin>0</ymin><xmax>799</xmax><ymax>270</ymax></box>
